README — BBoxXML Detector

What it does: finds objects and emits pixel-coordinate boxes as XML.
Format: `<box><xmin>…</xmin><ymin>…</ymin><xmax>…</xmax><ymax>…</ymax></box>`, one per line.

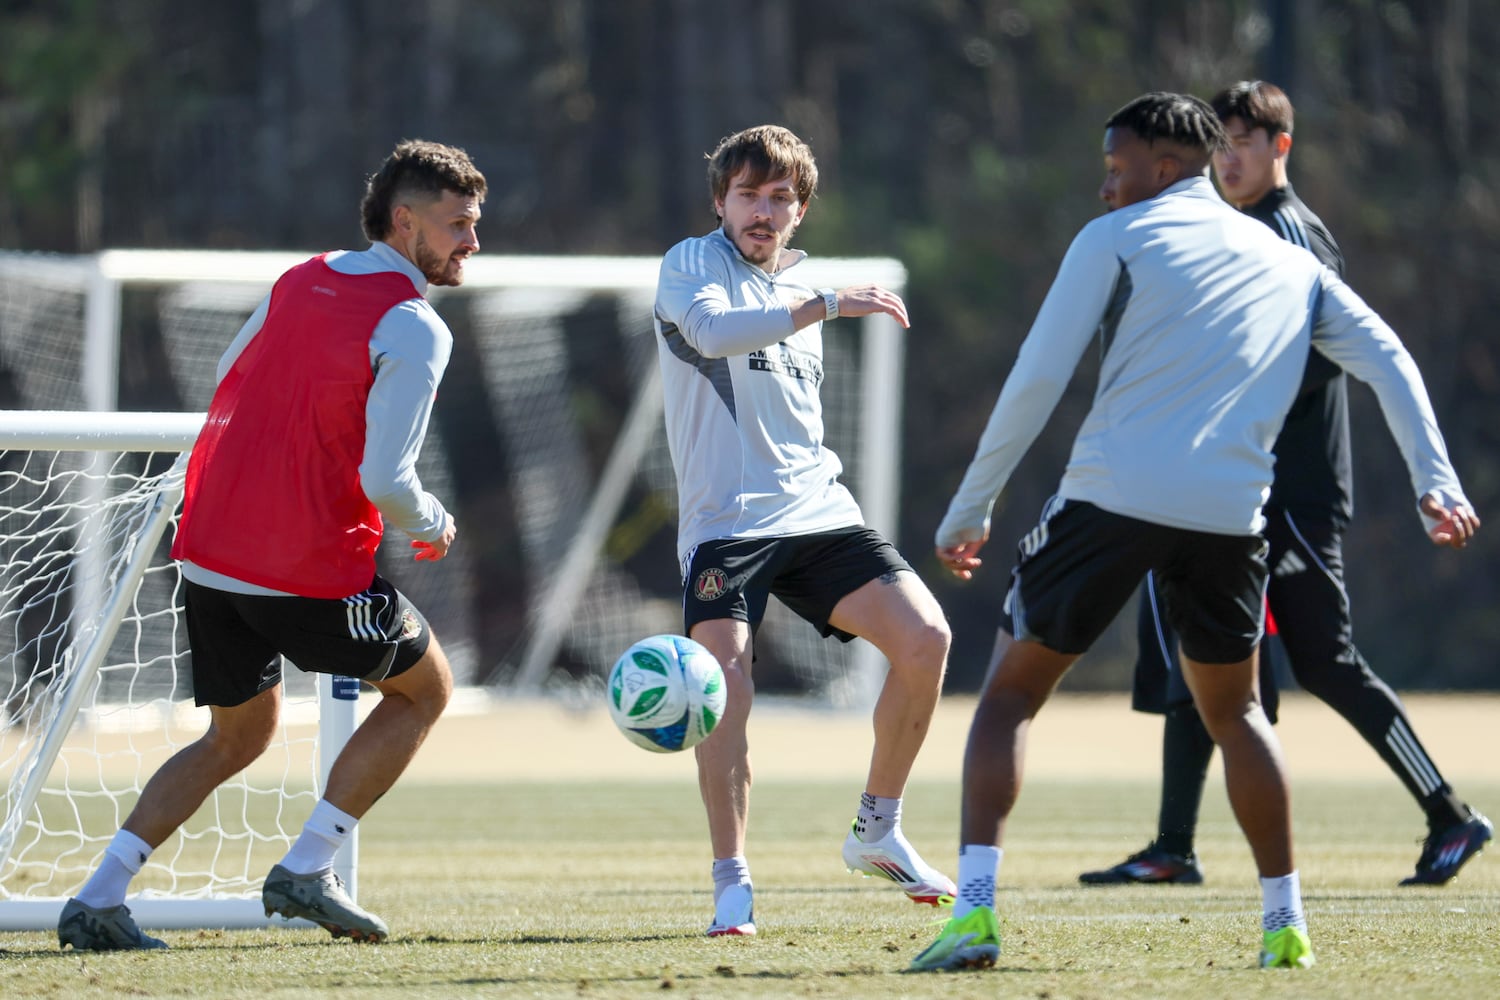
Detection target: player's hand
<box><xmin>1421</xmin><ymin>494</ymin><xmax>1479</xmax><ymax>549</ymax></box>
<box><xmin>835</xmin><ymin>284</ymin><xmax>910</xmax><ymax>328</ymax></box>
<box><xmin>936</xmin><ymin>539</ymin><xmax>986</xmax><ymax>581</ymax></box>
<box><xmin>412</xmin><ymin>514</ymin><xmax>457</xmax><ymax>561</ymax></box>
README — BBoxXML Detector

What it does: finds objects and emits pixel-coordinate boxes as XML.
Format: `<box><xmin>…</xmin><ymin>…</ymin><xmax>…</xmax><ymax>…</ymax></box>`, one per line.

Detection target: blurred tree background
<box><xmin>1</xmin><ymin>0</ymin><xmax>1494</xmax><ymax>691</ymax></box>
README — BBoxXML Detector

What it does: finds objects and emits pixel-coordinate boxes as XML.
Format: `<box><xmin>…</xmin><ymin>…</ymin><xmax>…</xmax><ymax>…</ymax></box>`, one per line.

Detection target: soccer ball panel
<box><xmin>607</xmin><ymin>634</ymin><xmax>727</xmax><ymax>753</ymax></box>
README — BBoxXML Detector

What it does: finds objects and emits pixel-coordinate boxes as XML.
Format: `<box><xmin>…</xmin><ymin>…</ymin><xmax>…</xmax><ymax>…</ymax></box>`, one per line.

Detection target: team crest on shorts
<box><xmin>399</xmin><ymin>608</ymin><xmax>423</xmax><ymax>640</ymax></box>
<box><xmin>694</xmin><ymin>567</ymin><xmax>729</xmax><ymax>601</ymax></box>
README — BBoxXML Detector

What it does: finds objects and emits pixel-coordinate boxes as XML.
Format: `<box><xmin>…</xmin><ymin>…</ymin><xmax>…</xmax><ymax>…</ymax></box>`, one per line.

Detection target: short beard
<box><xmin>414</xmin><ymin>233</ymin><xmax>462</xmax><ymax>286</ymax></box>
<box><xmin>726</xmin><ymin>221</ymin><xmax>783</xmax><ymax>267</ymax></box>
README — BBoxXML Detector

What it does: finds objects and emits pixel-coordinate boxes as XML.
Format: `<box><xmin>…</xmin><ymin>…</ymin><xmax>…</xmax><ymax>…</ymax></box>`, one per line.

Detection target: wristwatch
<box><xmin>817</xmin><ymin>287</ymin><xmax>839</xmax><ymax>321</ymax></box>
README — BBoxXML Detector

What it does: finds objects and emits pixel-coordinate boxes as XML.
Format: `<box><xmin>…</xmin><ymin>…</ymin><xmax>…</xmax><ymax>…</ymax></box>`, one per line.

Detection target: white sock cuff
<box><xmin>1259</xmin><ymin>869</ymin><xmax>1307</xmax><ymax>932</ymax></box>
<box><xmin>953</xmin><ymin>844</ymin><xmax>1002</xmax><ymax>918</ymax></box>
<box><xmin>1259</xmin><ymin>870</ymin><xmax>1301</xmax><ymax>893</ymax></box>
<box><xmin>105</xmin><ymin>829</ymin><xmax>154</xmax><ymax>875</ymax></box>
<box><xmin>307</xmin><ymin>799</ymin><xmax>359</xmax><ymax>837</ymax></box>
<box><xmin>711</xmin><ymin>856</ymin><xmax>750</xmax><ymax>879</ymax></box>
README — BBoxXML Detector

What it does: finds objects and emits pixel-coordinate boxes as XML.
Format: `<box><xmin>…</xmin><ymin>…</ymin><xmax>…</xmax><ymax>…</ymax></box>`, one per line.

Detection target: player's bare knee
<box><xmin>202</xmin><ymin>696</ymin><xmax>280</xmax><ymax>773</ymax></box>
<box><xmin>375</xmin><ymin>641</ymin><xmax>453</xmax><ymax>720</ymax></box>
<box><xmin>720</xmin><ymin>659</ymin><xmax>755</xmax><ymax>708</ymax></box>
<box><xmin>407</xmin><ymin>656</ymin><xmax>453</xmax><ymax>719</ymax></box>
<box><xmin>1194</xmin><ymin>700</ymin><xmax>1263</xmax><ymax>746</ymax></box>
<box><xmin>200</xmin><ymin>724</ymin><xmax>275</xmax><ymax>776</ymax></box>
<box><xmin>886</xmin><ymin>617</ymin><xmax>950</xmax><ymax>683</ymax></box>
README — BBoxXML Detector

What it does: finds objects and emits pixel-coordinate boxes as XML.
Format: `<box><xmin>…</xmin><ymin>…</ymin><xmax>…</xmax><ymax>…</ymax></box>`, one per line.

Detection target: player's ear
<box><xmin>1274</xmin><ymin>131</ymin><xmax>1293</xmax><ymax>159</ymax></box>
<box><xmin>1155</xmin><ymin>153</ymin><xmax>1182</xmax><ymax>187</ymax></box>
<box><xmin>391</xmin><ymin>202</ymin><xmax>415</xmax><ymax>237</ymax></box>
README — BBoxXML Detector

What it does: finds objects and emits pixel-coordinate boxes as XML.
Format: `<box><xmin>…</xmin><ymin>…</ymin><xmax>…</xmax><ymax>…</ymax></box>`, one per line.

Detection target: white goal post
<box><xmin>0</xmin><ymin>410</ymin><xmax>350</xmax><ymax>931</ymax></box>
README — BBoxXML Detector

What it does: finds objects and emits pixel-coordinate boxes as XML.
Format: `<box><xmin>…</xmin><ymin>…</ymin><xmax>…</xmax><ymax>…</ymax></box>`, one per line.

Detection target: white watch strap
<box><xmin>817</xmin><ymin>287</ymin><xmax>839</xmax><ymax>321</ymax></box>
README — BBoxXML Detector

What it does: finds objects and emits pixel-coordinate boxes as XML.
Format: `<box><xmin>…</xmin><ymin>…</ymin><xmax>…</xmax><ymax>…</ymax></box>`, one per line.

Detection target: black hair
<box><xmin>1210</xmin><ymin>80</ymin><xmax>1295</xmax><ymax>137</ymax></box>
<box><xmin>1105</xmin><ymin>92</ymin><xmax>1229</xmax><ymax>154</ymax></box>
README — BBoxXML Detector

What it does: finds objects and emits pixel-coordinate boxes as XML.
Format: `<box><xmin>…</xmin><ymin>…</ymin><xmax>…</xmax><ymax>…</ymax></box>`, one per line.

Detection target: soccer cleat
<box><xmin>57</xmin><ymin>898</ymin><xmax>168</xmax><ymax>951</ymax></box>
<box><xmin>908</xmin><ymin>905</ymin><xmax>1001</xmax><ymax>972</ymax></box>
<box><xmin>1399</xmin><ymin>811</ymin><xmax>1493</xmax><ymax>886</ymax></box>
<box><xmin>262</xmin><ymin>863</ymin><xmax>389</xmax><ymax>942</ymax></box>
<box><xmin>1259</xmin><ymin>926</ymin><xmax>1315</xmax><ymax>968</ymax></box>
<box><xmin>842</xmin><ymin>824</ymin><xmax>956</xmax><ymax>906</ymax></box>
<box><xmin>1078</xmin><ymin>842</ymin><xmax>1204</xmax><ymax>885</ymax></box>
<box><xmin>705</xmin><ymin>882</ymin><xmax>755</xmax><ymax>937</ymax></box>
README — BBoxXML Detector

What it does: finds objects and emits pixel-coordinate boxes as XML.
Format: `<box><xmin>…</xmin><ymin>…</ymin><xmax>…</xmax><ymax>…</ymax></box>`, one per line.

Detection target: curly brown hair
<box><xmin>705</xmin><ymin>125</ymin><xmax>818</xmax><ymax>214</ymax></box>
<box><xmin>360</xmin><ymin>140</ymin><xmax>487</xmax><ymax>242</ymax></box>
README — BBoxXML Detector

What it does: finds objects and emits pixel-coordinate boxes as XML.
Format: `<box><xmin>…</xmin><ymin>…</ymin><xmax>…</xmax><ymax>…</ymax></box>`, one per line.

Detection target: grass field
<box><xmin>2</xmin><ymin>693</ymin><xmax>1497</xmax><ymax>998</ymax></box>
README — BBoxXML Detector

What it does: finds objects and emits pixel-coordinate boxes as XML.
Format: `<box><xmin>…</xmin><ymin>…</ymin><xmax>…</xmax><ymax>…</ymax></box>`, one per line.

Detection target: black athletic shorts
<box><xmin>1130</xmin><ymin>505</ymin><xmax>1349</xmax><ymax>716</ymax></box>
<box><xmin>1130</xmin><ymin>570</ymin><xmax>1283</xmax><ymax>722</ymax></box>
<box><xmin>184</xmin><ymin>575</ymin><xmax>432</xmax><ymax>708</ymax></box>
<box><xmin>681</xmin><ymin>527</ymin><xmax>912</xmax><ymax>641</ymax></box>
<box><xmin>1004</xmin><ymin>498</ymin><xmax>1267</xmax><ymax>664</ymax></box>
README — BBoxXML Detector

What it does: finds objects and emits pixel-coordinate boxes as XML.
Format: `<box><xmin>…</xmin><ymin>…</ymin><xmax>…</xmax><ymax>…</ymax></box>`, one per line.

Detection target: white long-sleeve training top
<box><xmin>937</xmin><ymin>175</ymin><xmax>1466</xmax><ymax>547</ymax></box>
<box><xmin>654</xmin><ymin>227</ymin><xmax>863</xmax><ymax>567</ymax></box>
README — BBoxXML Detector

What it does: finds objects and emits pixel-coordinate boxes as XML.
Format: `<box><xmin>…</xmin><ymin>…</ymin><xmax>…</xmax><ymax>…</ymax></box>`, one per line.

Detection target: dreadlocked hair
<box><xmin>1105</xmin><ymin>92</ymin><xmax>1229</xmax><ymax>155</ymax></box>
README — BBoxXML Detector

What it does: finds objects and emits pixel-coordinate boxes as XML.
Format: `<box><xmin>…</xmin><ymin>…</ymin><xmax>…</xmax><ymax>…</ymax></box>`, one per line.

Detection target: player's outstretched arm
<box><xmin>1421</xmin><ymin>493</ymin><xmax>1480</xmax><ymax>549</ymax></box>
<box><xmin>791</xmin><ymin>284</ymin><xmax>910</xmax><ymax>330</ymax></box>
<box><xmin>834</xmin><ymin>284</ymin><xmax>910</xmax><ymax>327</ymax></box>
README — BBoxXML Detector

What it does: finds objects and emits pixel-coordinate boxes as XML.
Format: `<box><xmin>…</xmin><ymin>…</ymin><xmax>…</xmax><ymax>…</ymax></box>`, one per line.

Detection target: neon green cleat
<box><xmin>1259</xmin><ymin>926</ymin><xmax>1315</xmax><ymax>968</ymax></box>
<box><xmin>907</xmin><ymin>906</ymin><xmax>1001</xmax><ymax>972</ymax></box>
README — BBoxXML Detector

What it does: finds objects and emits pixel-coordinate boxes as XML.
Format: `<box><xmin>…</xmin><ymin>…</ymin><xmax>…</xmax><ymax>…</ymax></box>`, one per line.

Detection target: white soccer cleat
<box><xmin>842</xmin><ymin>824</ymin><xmax>956</xmax><ymax>906</ymax></box>
<box><xmin>706</xmin><ymin>882</ymin><xmax>756</xmax><ymax>937</ymax></box>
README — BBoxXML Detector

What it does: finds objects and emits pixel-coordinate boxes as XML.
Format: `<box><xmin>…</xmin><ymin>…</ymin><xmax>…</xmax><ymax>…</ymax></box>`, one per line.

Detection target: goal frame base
<box><xmin>0</xmin><ymin>896</ymin><xmax>315</xmax><ymax>932</ymax></box>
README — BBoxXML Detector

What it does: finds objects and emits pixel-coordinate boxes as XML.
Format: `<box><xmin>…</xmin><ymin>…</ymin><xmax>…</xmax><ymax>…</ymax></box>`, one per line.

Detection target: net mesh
<box><xmin>0</xmin><ymin>448</ymin><xmax>317</xmax><ymax>901</ymax></box>
<box><xmin>0</xmin><ymin>261</ymin><xmax>88</xmax><ymax>411</ymax></box>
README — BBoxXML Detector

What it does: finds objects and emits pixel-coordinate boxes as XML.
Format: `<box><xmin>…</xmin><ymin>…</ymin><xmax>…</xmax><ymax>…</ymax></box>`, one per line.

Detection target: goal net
<box><xmin>0</xmin><ymin>412</ymin><xmax>360</xmax><ymax>930</ymax></box>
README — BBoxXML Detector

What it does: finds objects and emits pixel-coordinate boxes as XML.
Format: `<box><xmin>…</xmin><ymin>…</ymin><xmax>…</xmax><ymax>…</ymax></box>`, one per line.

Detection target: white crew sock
<box><xmin>953</xmin><ymin>844</ymin><xmax>1002</xmax><ymax>918</ymax></box>
<box><xmin>75</xmin><ymin>829</ymin><xmax>153</xmax><ymax>909</ymax></box>
<box><xmin>279</xmin><ymin>799</ymin><xmax>358</xmax><ymax>876</ymax></box>
<box><xmin>1260</xmin><ymin>870</ymin><xmax>1307</xmax><ymax>932</ymax></box>
<box><xmin>852</xmin><ymin>792</ymin><xmax>902</xmax><ymax>843</ymax></box>
<box><xmin>711</xmin><ymin>855</ymin><xmax>751</xmax><ymax>905</ymax></box>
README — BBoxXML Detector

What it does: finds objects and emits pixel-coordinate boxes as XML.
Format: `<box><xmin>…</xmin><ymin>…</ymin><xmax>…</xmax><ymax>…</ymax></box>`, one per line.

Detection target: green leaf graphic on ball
<box><xmin>624</xmin><ymin>649</ymin><xmax>671</xmax><ymax>718</ymax></box>
<box><xmin>607</xmin><ymin>634</ymin><xmax>726</xmax><ymax>753</ymax></box>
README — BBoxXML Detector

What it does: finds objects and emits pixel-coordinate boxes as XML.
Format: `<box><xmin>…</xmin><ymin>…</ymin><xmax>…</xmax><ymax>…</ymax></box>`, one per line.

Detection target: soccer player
<box><xmin>653</xmin><ymin>124</ymin><xmax>955</xmax><ymax>937</ymax></box>
<box><xmin>1079</xmin><ymin>81</ymin><xmax>1492</xmax><ymax>890</ymax></box>
<box><xmin>909</xmin><ymin>92</ymin><xmax>1479</xmax><ymax>973</ymax></box>
<box><xmin>57</xmin><ymin>140</ymin><xmax>485</xmax><ymax>951</ymax></box>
